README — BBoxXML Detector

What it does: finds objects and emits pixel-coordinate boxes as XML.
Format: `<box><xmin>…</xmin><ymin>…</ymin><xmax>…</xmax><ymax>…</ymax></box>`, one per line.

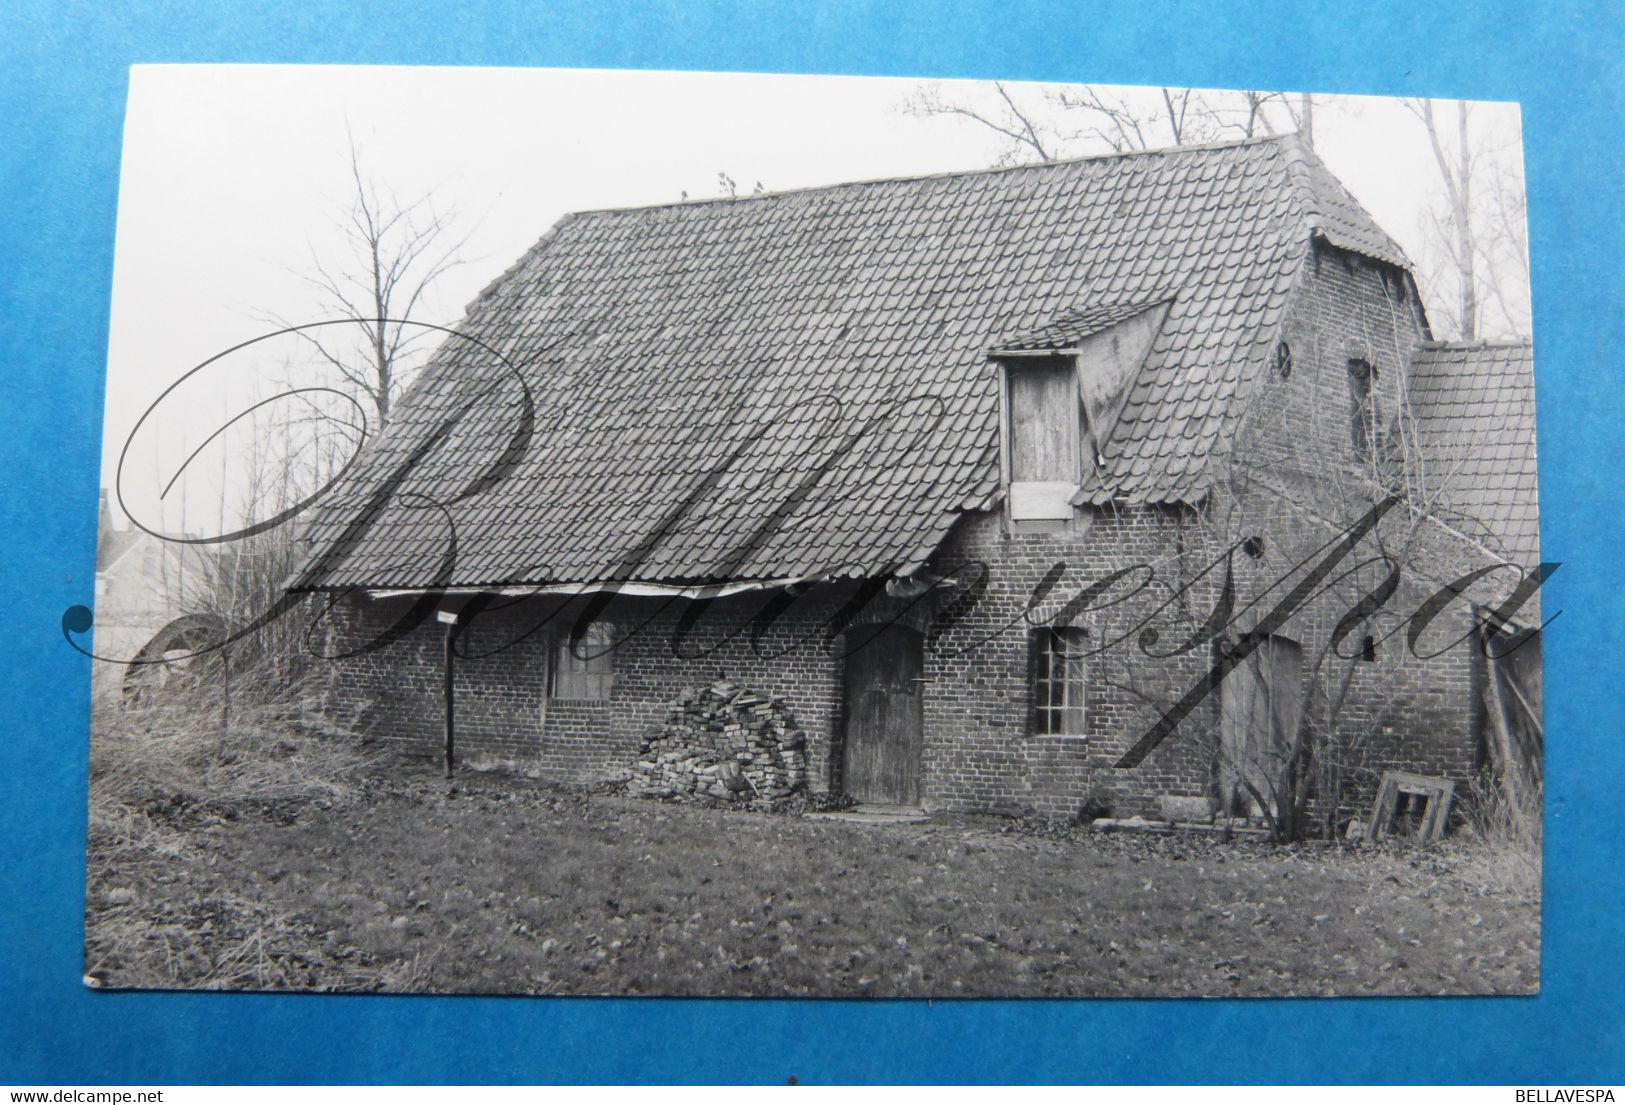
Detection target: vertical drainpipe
<box><xmin>436</xmin><ymin>609</ymin><xmax>459</xmax><ymax>777</ymax></box>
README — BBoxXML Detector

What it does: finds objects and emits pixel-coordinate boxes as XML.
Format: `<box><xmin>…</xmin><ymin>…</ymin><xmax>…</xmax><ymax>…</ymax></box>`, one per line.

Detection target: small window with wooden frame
<box><xmin>1003</xmin><ymin>355</ymin><xmax>1081</xmax><ymax>524</ymax></box>
<box><xmin>551</xmin><ymin>622</ymin><xmax>615</xmax><ymax>701</ymax></box>
<box><xmin>1028</xmin><ymin>626</ymin><xmax>1088</xmax><ymax>736</ymax></box>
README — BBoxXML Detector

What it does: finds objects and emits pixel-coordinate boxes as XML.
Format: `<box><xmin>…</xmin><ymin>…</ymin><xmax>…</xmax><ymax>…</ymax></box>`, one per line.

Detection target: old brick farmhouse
<box><xmin>291</xmin><ymin>134</ymin><xmax>1540</xmax><ymax>828</ymax></box>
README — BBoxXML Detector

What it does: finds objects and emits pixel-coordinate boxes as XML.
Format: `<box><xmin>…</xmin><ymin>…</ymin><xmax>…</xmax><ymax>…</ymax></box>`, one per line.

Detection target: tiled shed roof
<box><xmin>1409</xmin><ymin>341</ymin><xmax>1540</xmax><ymax>568</ymax></box>
<box><xmin>293</xmin><ymin>134</ymin><xmax>1408</xmax><ymax>590</ymax></box>
<box><xmin>990</xmin><ymin>293</ymin><xmax>1176</xmax><ymax>353</ymax></box>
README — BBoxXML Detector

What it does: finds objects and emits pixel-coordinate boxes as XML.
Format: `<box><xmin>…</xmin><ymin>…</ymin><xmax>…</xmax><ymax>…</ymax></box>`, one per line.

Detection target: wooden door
<box><xmin>842</xmin><ymin>623</ymin><xmax>925</xmax><ymax>805</ymax></box>
<box><xmin>1219</xmin><ymin>634</ymin><xmax>1304</xmax><ymax>816</ymax></box>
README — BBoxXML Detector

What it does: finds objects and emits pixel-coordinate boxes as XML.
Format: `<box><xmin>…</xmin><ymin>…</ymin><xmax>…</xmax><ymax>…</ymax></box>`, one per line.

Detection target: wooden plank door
<box><xmin>842</xmin><ymin>623</ymin><xmax>925</xmax><ymax>805</ymax></box>
<box><xmin>1219</xmin><ymin>634</ymin><xmax>1303</xmax><ymax>815</ymax></box>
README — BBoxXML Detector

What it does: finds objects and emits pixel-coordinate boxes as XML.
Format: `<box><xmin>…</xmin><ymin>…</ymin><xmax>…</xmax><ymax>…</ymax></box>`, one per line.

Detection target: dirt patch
<box><xmin>85</xmin><ymin>752</ymin><xmax>1540</xmax><ymax>997</ymax></box>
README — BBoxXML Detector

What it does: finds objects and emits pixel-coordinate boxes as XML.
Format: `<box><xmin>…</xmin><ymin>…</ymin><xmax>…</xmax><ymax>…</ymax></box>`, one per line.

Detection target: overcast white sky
<box><xmin>102</xmin><ymin>65</ymin><xmax>1525</xmax><ymax>537</ymax></box>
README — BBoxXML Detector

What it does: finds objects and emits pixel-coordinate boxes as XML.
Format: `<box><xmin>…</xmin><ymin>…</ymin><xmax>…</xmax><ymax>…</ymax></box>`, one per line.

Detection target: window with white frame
<box><xmin>552</xmin><ymin>622</ymin><xmax>615</xmax><ymax>701</ymax></box>
<box><xmin>1030</xmin><ymin>626</ymin><xmax>1088</xmax><ymax>736</ymax></box>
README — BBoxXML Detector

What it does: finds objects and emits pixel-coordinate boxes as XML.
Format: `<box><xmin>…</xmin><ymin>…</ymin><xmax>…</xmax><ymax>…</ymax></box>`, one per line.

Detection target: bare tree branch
<box><xmin>302</xmin><ymin>132</ymin><xmax>474</xmax><ymax>429</ymax></box>
<box><xmin>906</xmin><ymin>81</ymin><xmax>1057</xmax><ymax>162</ymax></box>
<box><xmin>1405</xmin><ymin>99</ymin><xmax>1483</xmax><ymax>340</ymax></box>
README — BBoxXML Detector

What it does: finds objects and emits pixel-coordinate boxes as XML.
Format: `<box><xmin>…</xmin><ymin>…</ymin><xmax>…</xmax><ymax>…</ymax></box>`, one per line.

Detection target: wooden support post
<box><xmin>217</xmin><ymin>641</ymin><xmax>231</xmax><ymax>762</ymax></box>
<box><xmin>438</xmin><ymin>610</ymin><xmax>458</xmax><ymax>778</ymax></box>
<box><xmin>221</xmin><ymin>643</ymin><xmax>230</xmax><ymax>729</ymax></box>
<box><xmin>1483</xmin><ymin>643</ymin><xmax>1525</xmax><ymax>828</ymax></box>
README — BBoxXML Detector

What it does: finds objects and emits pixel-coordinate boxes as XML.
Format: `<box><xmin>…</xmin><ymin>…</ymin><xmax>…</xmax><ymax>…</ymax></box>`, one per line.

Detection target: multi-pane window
<box><xmin>1030</xmin><ymin>626</ymin><xmax>1088</xmax><ymax>736</ymax></box>
<box><xmin>552</xmin><ymin>623</ymin><xmax>615</xmax><ymax>701</ymax></box>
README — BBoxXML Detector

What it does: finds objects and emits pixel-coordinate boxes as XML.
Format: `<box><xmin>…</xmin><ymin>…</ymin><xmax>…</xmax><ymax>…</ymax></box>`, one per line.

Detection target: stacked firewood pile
<box><xmin>631</xmin><ymin>679</ymin><xmax>808</xmax><ymax>801</ymax></box>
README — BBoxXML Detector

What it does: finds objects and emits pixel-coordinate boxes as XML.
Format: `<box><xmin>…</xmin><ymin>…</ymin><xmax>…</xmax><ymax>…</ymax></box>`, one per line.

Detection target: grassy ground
<box><xmin>85</xmin><ymin>726</ymin><xmax>1540</xmax><ymax>997</ymax></box>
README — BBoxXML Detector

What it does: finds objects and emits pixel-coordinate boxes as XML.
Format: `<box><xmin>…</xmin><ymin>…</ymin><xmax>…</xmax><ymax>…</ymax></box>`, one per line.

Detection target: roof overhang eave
<box><xmin>1311</xmin><ymin>228</ymin><xmax>1412</xmax><ymax>273</ymax></box>
<box><xmin>361</xmin><ymin>574</ymin><xmax>821</xmax><ymax>603</ymax></box>
<box><xmin>986</xmin><ymin>346</ymin><xmax>1083</xmax><ymax>358</ymax></box>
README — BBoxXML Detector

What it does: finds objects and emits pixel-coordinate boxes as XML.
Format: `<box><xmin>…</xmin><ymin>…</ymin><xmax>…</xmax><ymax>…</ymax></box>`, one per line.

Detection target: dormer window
<box><xmin>992</xmin><ymin>297</ymin><xmax>1172</xmax><ymax>523</ymax></box>
<box><xmin>1005</xmin><ymin>355</ymin><xmax>1080</xmax><ymax>521</ymax></box>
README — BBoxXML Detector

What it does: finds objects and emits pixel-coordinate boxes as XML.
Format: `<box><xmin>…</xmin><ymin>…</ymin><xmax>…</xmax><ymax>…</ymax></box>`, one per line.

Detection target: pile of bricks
<box><xmin>631</xmin><ymin>678</ymin><xmax>808</xmax><ymax>800</ymax></box>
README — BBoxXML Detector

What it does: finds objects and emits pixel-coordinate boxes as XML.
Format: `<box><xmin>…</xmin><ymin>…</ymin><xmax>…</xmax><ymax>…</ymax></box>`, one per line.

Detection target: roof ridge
<box><xmin>468</xmin><ymin>133</ymin><xmax>1306</xmax><ymax>313</ymax></box>
<box><xmin>561</xmin><ymin>134</ymin><xmax>1298</xmax><ymax>220</ymax></box>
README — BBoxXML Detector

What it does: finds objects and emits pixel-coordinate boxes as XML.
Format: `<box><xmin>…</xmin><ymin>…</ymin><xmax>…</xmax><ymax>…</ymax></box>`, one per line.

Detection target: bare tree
<box><xmin>1405</xmin><ymin>99</ymin><xmax>1531</xmax><ymax>340</ymax></box>
<box><xmin>1481</xmin><ymin>162</ymin><xmax>1531</xmax><ymax>335</ymax></box>
<box><xmin>905</xmin><ymin>81</ymin><xmax>1060</xmax><ymax>163</ymax></box>
<box><xmin>1408</xmin><ymin>100</ymin><xmax>1480</xmax><ymax>340</ymax></box>
<box><xmin>906</xmin><ymin>81</ymin><xmax>1316</xmax><ymax>165</ymax></box>
<box><xmin>139</xmin><ymin>136</ymin><xmax>479</xmax><ymax>724</ymax></box>
<box><xmin>276</xmin><ymin>136</ymin><xmax>472</xmax><ymax>436</ymax></box>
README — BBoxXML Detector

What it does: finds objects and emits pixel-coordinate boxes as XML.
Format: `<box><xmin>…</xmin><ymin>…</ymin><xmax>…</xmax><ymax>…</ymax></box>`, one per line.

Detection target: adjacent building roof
<box><xmin>294</xmin><ymin>134</ymin><xmax>1409</xmax><ymax>591</ymax></box>
<box><xmin>96</xmin><ymin>490</ymin><xmax>146</xmax><ymax>572</ymax></box>
<box><xmin>1409</xmin><ymin>340</ymin><xmax>1540</xmax><ymax>568</ymax></box>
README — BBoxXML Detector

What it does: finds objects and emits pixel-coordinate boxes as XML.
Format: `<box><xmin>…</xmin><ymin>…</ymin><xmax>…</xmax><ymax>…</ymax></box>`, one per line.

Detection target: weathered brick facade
<box><xmin>322</xmin><ymin>588</ymin><xmax>852</xmax><ymax>789</ymax></box>
<box><xmin>320</xmin><ymin>511</ymin><xmax>1479</xmax><ymax>827</ymax></box>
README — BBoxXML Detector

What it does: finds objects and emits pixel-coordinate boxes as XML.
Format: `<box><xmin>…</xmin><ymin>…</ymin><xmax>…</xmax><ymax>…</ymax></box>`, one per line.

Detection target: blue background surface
<box><xmin>2</xmin><ymin>0</ymin><xmax>1620</xmax><ymax>1085</ymax></box>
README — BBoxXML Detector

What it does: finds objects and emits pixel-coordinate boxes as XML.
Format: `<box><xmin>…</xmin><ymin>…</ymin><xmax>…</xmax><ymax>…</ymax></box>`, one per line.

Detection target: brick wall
<box><xmin>319</xmin><ymin>587</ymin><xmax>853</xmax><ymax>789</ymax></box>
<box><xmin>1235</xmin><ymin>239</ymin><xmax>1429</xmax><ymax>485</ymax></box>
<box><xmin>917</xmin><ymin>505</ymin><xmax>1219</xmax><ymax>819</ymax></box>
<box><xmin>903</xmin><ymin>238</ymin><xmax>1477</xmax><ymax>822</ymax></box>
<box><xmin>1244</xmin><ymin>239</ymin><xmax>1478</xmax><ymax>814</ymax></box>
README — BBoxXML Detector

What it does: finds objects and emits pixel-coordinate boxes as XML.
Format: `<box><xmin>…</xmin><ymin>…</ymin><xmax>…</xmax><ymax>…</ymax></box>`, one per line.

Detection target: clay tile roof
<box><xmin>1409</xmin><ymin>340</ymin><xmax>1540</xmax><ymax>568</ymax></box>
<box><xmin>1276</xmin><ymin>133</ymin><xmax>1411</xmax><ymax>269</ymax></box>
<box><xmin>293</xmin><ymin>134</ymin><xmax>1408</xmax><ymax>591</ymax></box>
